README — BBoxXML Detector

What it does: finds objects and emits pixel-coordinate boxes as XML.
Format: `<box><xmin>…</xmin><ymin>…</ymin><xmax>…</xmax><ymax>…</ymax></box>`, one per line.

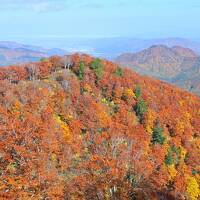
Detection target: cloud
<box><xmin>0</xmin><ymin>0</ymin><xmax>129</xmax><ymax>12</ymax></box>
<box><xmin>0</xmin><ymin>0</ymin><xmax>68</xmax><ymax>12</ymax></box>
<box><xmin>1</xmin><ymin>0</ymin><xmax>199</xmax><ymax>12</ymax></box>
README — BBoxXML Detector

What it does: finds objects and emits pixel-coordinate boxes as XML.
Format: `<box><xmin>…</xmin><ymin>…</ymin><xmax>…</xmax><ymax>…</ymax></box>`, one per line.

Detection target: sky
<box><xmin>0</xmin><ymin>0</ymin><xmax>200</xmax><ymax>43</ymax></box>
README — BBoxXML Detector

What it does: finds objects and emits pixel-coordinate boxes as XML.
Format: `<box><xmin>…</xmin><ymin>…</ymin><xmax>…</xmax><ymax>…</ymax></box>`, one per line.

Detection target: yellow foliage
<box><xmin>179</xmin><ymin>100</ymin><xmax>184</xmax><ymax>107</ymax></box>
<box><xmin>186</xmin><ymin>176</ymin><xmax>200</xmax><ymax>200</ymax></box>
<box><xmin>6</xmin><ymin>162</ymin><xmax>17</xmax><ymax>173</ymax></box>
<box><xmin>144</xmin><ymin>109</ymin><xmax>156</xmax><ymax>134</ymax></box>
<box><xmin>101</xmin><ymin>98</ymin><xmax>107</xmax><ymax>104</ymax></box>
<box><xmin>124</xmin><ymin>88</ymin><xmax>136</xmax><ymax>98</ymax></box>
<box><xmin>55</xmin><ymin>115</ymin><xmax>71</xmax><ymax>141</ymax></box>
<box><xmin>66</xmin><ymin>113</ymin><xmax>73</xmax><ymax>121</ymax></box>
<box><xmin>184</xmin><ymin>112</ymin><xmax>192</xmax><ymax>121</ymax></box>
<box><xmin>101</xmin><ymin>98</ymin><xmax>115</xmax><ymax>108</ymax></box>
<box><xmin>98</xmin><ymin>111</ymin><xmax>111</xmax><ymax>126</ymax></box>
<box><xmin>13</xmin><ymin>100</ymin><xmax>21</xmax><ymax>112</ymax></box>
<box><xmin>43</xmin><ymin>79</ymin><xmax>49</xmax><ymax>83</ymax></box>
<box><xmin>110</xmin><ymin>101</ymin><xmax>115</xmax><ymax>107</ymax></box>
<box><xmin>15</xmin><ymin>100</ymin><xmax>21</xmax><ymax>108</ymax></box>
<box><xmin>176</xmin><ymin>121</ymin><xmax>185</xmax><ymax>135</ymax></box>
<box><xmin>168</xmin><ymin>164</ymin><xmax>177</xmax><ymax>180</ymax></box>
<box><xmin>61</xmin><ymin>123</ymin><xmax>71</xmax><ymax>141</ymax></box>
<box><xmin>84</xmin><ymin>83</ymin><xmax>92</xmax><ymax>93</ymax></box>
<box><xmin>179</xmin><ymin>146</ymin><xmax>187</xmax><ymax>160</ymax></box>
<box><xmin>51</xmin><ymin>153</ymin><xmax>57</xmax><ymax>162</ymax></box>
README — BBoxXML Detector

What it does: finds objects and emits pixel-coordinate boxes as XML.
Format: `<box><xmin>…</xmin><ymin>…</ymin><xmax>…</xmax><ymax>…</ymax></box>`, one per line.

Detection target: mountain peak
<box><xmin>116</xmin><ymin>45</ymin><xmax>200</xmax><ymax>95</ymax></box>
<box><xmin>172</xmin><ymin>45</ymin><xmax>197</xmax><ymax>58</ymax></box>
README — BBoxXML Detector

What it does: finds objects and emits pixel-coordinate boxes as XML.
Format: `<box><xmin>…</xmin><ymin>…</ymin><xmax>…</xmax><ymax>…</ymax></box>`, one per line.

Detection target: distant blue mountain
<box><xmin>0</xmin><ymin>41</ymin><xmax>68</xmax><ymax>66</ymax></box>
<box><xmin>1</xmin><ymin>37</ymin><xmax>200</xmax><ymax>66</ymax></box>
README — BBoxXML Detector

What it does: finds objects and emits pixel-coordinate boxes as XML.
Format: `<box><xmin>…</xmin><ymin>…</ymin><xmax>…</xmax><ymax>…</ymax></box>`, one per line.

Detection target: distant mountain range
<box><xmin>1</xmin><ymin>39</ymin><xmax>200</xmax><ymax>95</ymax></box>
<box><xmin>98</xmin><ymin>37</ymin><xmax>200</xmax><ymax>59</ymax></box>
<box><xmin>0</xmin><ymin>41</ymin><xmax>67</xmax><ymax>66</ymax></box>
<box><xmin>2</xmin><ymin>37</ymin><xmax>200</xmax><ymax>62</ymax></box>
<box><xmin>116</xmin><ymin>45</ymin><xmax>200</xmax><ymax>95</ymax></box>
<box><xmin>56</xmin><ymin>37</ymin><xmax>200</xmax><ymax>59</ymax></box>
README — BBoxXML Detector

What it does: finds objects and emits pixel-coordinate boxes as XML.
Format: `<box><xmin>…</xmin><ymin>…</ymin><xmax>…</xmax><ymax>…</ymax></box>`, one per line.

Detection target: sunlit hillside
<box><xmin>0</xmin><ymin>54</ymin><xmax>199</xmax><ymax>200</ymax></box>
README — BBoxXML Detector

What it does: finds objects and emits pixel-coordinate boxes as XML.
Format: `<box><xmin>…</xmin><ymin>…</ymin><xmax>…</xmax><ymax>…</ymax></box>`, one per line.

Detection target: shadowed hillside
<box><xmin>116</xmin><ymin>45</ymin><xmax>200</xmax><ymax>95</ymax></box>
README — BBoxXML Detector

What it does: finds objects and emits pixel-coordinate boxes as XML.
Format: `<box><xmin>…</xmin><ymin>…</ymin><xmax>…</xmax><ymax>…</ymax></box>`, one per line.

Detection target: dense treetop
<box><xmin>0</xmin><ymin>54</ymin><xmax>199</xmax><ymax>199</ymax></box>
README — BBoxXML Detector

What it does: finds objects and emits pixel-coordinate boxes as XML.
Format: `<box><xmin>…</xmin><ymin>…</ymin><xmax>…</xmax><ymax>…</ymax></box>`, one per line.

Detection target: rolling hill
<box><xmin>0</xmin><ymin>54</ymin><xmax>199</xmax><ymax>199</ymax></box>
<box><xmin>116</xmin><ymin>45</ymin><xmax>200</xmax><ymax>95</ymax></box>
<box><xmin>0</xmin><ymin>41</ymin><xmax>67</xmax><ymax>66</ymax></box>
<box><xmin>1</xmin><ymin>37</ymin><xmax>200</xmax><ymax>63</ymax></box>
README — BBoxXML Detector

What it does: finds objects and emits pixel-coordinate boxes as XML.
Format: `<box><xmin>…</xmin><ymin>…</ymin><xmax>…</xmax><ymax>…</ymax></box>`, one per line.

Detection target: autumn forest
<box><xmin>0</xmin><ymin>54</ymin><xmax>199</xmax><ymax>200</ymax></box>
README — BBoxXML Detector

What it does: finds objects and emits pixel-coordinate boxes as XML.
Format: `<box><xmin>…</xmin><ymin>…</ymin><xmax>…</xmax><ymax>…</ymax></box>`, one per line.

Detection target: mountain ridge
<box><xmin>116</xmin><ymin>45</ymin><xmax>200</xmax><ymax>95</ymax></box>
<box><xmin>0</xmin><ymin>41</ymin><xmax>68</xmax><ymax>66</ymax></box>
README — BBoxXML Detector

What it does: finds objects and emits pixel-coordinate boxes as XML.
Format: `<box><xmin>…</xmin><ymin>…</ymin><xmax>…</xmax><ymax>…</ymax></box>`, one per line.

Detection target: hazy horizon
<box><xmin>1</xmin><ymin>0</ymin><xmax>200</xmax><ymax>42</ymax></box>
<box><xmin>1</xmin><ymin>36</ymin><xmax>200</xmax><ymax>50</ymax></box>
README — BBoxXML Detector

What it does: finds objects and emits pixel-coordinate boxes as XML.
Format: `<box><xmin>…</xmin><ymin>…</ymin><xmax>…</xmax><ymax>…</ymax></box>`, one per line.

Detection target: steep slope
<box><xmin>172</xmin><ymin>46</ymin><xmax>197</xmax><ymax>58</ymax></box>
<box><xmin>0</xmin><ymin>55</ymin><xmax>199</xmax><ymax>200</ymax></box>
<box><xmin>116</xmin><ymin>45</ymin><xmax>184</xmax><ymax>78</ymax></box>
<box><xmin>173</xmin><ymin>58</ymin><xmax>200</xmax><ymax>94</ymax></box>
<box><xmin>116</xmin><ymin>45</ymin><xmax>200</xmax><ymax>95</ymax></box>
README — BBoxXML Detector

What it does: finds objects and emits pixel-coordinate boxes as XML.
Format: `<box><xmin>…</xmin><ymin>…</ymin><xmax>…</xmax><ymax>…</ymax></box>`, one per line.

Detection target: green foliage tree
<box><xmin>90</xmin><ymin>58</ymin><xmax>104</xmax><ymax>79</ymax></box>
<box><xmin>135</xmin><ymin>86</ymin><xmax>141</xmax><ymax>99</ymax></box>
<box><xmin>151</xmin><ymin>124</ymin><xmax>166</xmax><ymax>145</ymax></box>
<box><xmin>114</xmin><ymin>67</ymin><xmax>123</xmax><ymax>77</ymax></box>
<box><xmin>165</xmin><ymin>146</ymin><xmax>181</xmax><ymax>165</ymax></box>
<box><xmin>40</xmin><ymin>57</ymin><xmax>48</xmax><ymax>62</ymax></box>
<box><xmin>165</xmin><ymin>152</ymin><xmax>174</xmax><ymax>165</ymax></box>
<box><xmin>78</xmin><ymin>61</ymin><xmax>85</xmax><ymax>80</ymax></box>
<box><xmin>134</xmin><ymin>98</ymin><xmax>148</xmax><ymax>121</ymax></box>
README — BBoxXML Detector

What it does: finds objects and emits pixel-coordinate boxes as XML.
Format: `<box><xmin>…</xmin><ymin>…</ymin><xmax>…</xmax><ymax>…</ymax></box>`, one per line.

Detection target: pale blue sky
<box><xmin>0</xmin><ymin>0</ymin><xmax>200</xmax><ymax>41</ymax></box>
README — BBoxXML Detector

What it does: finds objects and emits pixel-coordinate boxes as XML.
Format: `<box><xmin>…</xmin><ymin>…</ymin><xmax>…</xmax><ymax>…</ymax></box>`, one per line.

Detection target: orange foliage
<box><xmin>0</xmin><ymin>54</ymin><xmax>199</xmax><ymax>199</ymax></box>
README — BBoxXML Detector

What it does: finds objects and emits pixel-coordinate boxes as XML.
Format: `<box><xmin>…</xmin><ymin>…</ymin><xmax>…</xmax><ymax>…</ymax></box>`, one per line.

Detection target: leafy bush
<box><xmin>135</xmin><ymin>86</ymin><xmax>141</xmax><ymax>99</ymax></box>
<box><xmin>165</xmin><ymin>146</ymin><xmax>181</xmax><ymax>165</ymax></box>
<box><xmin>151</xmin><ymin>124</ymin><xmax>166</xmax><ymax>145</ymax></box>
<box><xmin>40</xmin><ymin>57</ymin><xmax>48</xmax><ymax>62</ymax></box>
<box><xmin>114</xmin><ymin>67</ymin><xmax>123</xmax><ymax>77</ymax></box>
<box><xmin>134</xmin><ymin>98</ymin><xmax>148</xmax><ymax>121</ymax></box>
<box><xmin>165</xmin><ymin>152</ymin><xmax>174</xmax><ymax>165</ymax></box>
<box><xmin>90</xmin><ymin>58</ymin><xmax>104</xmax><ymax>79</ymax></box>
<box><xmin>78</xmin><ymin>61</ymin><xmax>85</xmax><ymax>80</ymax></box>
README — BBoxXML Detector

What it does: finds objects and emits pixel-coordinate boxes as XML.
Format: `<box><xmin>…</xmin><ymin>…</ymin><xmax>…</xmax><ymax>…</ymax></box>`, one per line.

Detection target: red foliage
<box><xmin>0</xmin><ymin>54</ymin><xmax>199</xmax><ymax>199</ymax></box>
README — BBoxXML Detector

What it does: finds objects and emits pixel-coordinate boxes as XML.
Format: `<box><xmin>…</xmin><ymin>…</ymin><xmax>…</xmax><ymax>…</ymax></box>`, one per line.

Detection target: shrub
<box><xmin>40</xmin><ymin>57</ymin><xmax>48</xmax><ymax>62</ymax></box>
<box><xmin>151</xmin><ymin>124</ymin><xmax>166</xmax><ymax>145</ymax></box>
<box><xmin>78</xmin><ymin>61</ymin><xmax>85</xmax><ymax>80</ymax></box>
<box><xmin>135</xmin><ymin>86</ymin><xmax>141</xmax><ymax>99</ymax></box>
<box><xmin>114</xmin><ymin>67</ymin><xmax>123</xmax><ymax>77</ymax></box>
<box><xmin>134</xmin><ymin>98</ymin><xmax>148</xmax><ymax>121</ymax></box>
<box><xmin>165</xmin><ymin>146</ymin><xmax>181</xmax><ymax>165</ymax></box>
<box><xmin>90</xmin><ymin>58</ymin><xmax>103</xmax><ymax>79</ymax></box>
<box><xmin>165</xmin><ymin>152</ymin><xmax>174</xmax><ymax>165</ymax></box>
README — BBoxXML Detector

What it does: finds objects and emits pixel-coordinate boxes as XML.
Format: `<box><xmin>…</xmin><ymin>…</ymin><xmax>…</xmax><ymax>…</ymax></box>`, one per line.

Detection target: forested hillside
<box><xmin>0</xmin><ymin>54</ymin><xmax>199</xmax><ymax>200</ymax></box>
<box><xmin>116</xmin><ymin>45</ymin><xmax>200</xmax><ymax>95</ymax></box>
